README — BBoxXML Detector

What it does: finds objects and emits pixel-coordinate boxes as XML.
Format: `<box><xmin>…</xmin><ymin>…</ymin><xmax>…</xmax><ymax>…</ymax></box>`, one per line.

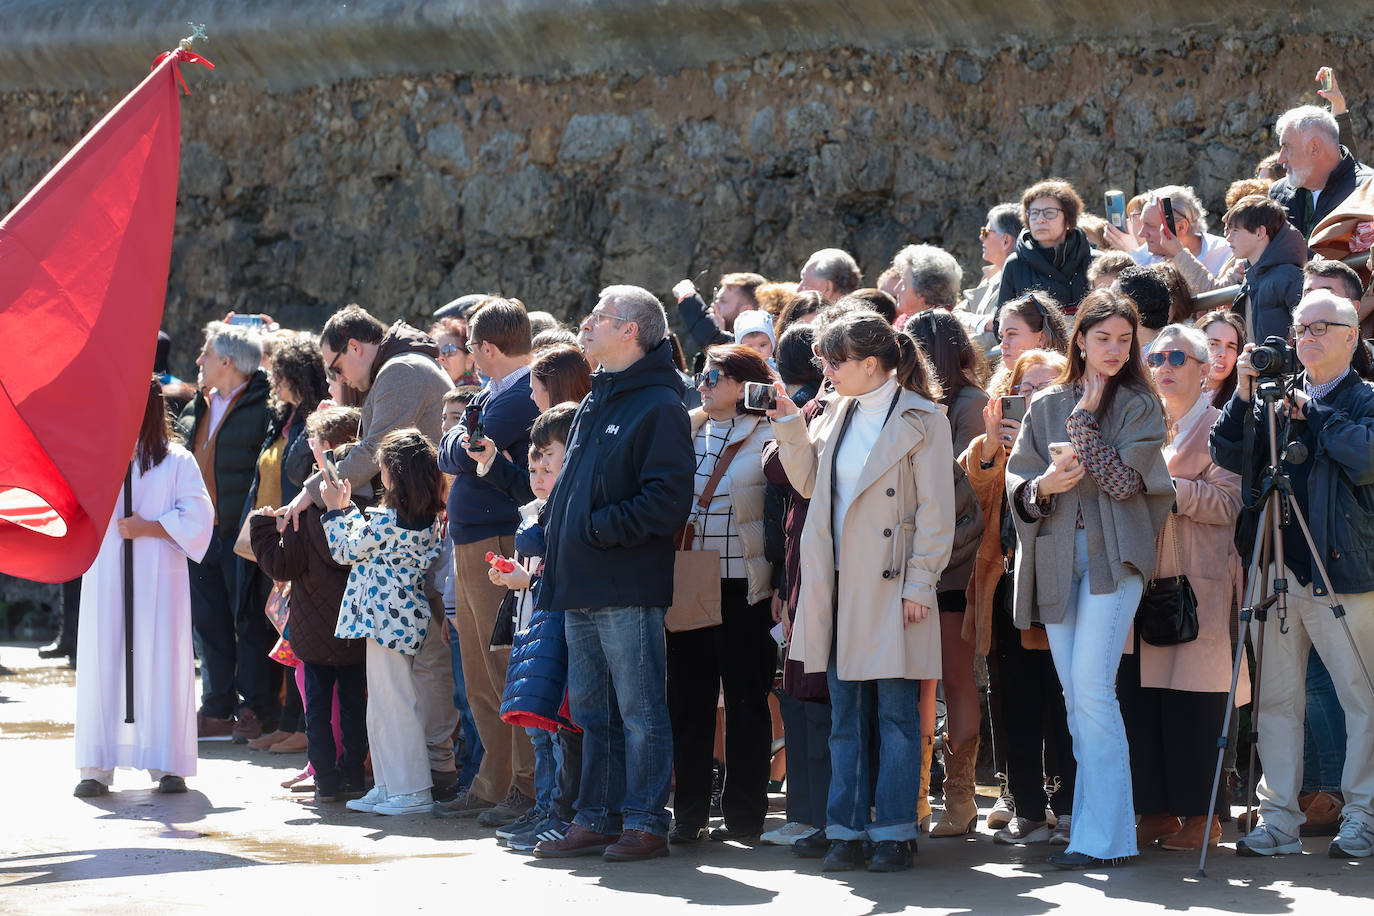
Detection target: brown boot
<box><xmin>1136</xmin><ymin>813</ymin><xmax>1183</xmax><ymax>848</ymax></box>
<box><xmin>1160</xmin><ymin>815</ymin><xmax>1221</xmax><ymax>850</ymax></box>
<box><xmin>931</xmin><ymin>733</ymin><xmax>979</xmax><ymax>838</ymax></box>
<box><xmin>603</xmin><ymin>829</ymin><xmax>669</xmax><ymax>861</ymax></box>
<box><xmin>917</xmin><ymin>736</ymin><xmax>934</xmax><ymax>831</ymax></box>
<box><xmin>1299</xmin><ymin>790</ymin><xmax>1344</xmax><ymax>836</ymax></box>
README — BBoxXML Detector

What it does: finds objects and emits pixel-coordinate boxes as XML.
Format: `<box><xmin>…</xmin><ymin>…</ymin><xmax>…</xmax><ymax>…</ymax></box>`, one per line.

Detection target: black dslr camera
<box><xmin>1250</xmin><ymin>335</ymin><xmax>1299</xmax><ymax>379</ymax></box>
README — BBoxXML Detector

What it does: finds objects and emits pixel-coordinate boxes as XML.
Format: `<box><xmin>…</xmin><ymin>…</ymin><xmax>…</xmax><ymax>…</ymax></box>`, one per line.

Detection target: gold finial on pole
<box><xmin>179</xmin><ymin>22</ymin><xmax>208</xmax><ymax>52</ymax></box>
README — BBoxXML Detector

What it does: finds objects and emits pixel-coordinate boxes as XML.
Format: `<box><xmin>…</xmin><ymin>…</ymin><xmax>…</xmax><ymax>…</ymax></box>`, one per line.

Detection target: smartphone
<box><xmin>1000</xmin><ymin>396</ymin><xmax>1027</xmax><ymax>423</ymax></box>
<box><xmin>321</xmin><ymin>448</ymin><xmax>341</xmax><ymax>486</ymax></box>
<box><xmin>1104</xmin><ymin>190</ymin><xmax>1125</xmax><ymax>230</ymax></box>
<box><xmin>742</xmin><ymin>381</ymin><xmax>777</xmax><ymax>414</ymax></box>
<box><xmin>228</xmin><ymin>314</ymin><xmax>263</xmax><ymax>328</ymax></box>
<box><xmin>462</xmin><ymin>403</ymin><xmax>486</xmax><ymax>453</ymax></box>
<box><xmin>1319</xmin><ymin>68</ymin><xmax>1334</xmax><ymax>92</ymax></box>
<box><xmin>1160</xmin><ymin>196</ymin><xmax>1178</xmax><ymax>236</ymax></box>
<box><xmin>1048</xmin><ymin>442</ymin><xmax>1077</xmax><ymax>466</ymax></box>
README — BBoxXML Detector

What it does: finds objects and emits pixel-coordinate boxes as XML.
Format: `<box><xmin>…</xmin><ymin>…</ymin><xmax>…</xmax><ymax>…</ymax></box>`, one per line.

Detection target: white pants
<box><xmin>1044</xmin><ymin>529</ymin><xmax>1143</xmax><ymax>859</ymax></box>
<box><xmin>1251</xmin><ymin>568</ymin><xmax>1374</xmax><ymax>835</ymax></box>
<box><xmin>366</xmin><ymin>638</ymin><xmax>432</xmax><ymax>797</ymax></box>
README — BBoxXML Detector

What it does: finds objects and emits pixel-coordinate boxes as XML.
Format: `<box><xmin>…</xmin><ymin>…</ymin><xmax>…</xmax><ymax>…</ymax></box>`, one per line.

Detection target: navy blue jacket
<box><xmin>438</xmin><ymin>371</ymin><xmax>540</xmax><ymax>546</ymax></box>
<box><xmin>536</xmin><ymin>340</ymin><xmax>695</xmax><ymax>612</ymax></box>
<box><xmin>1210</xmin><ymin>371</ymin><xmax>1374</xmax><ymax>596</ymax></box>
<box><xmin>1232</xmin><ymin>220</ymin><xmax>1306</xmax><ymax>344</ymax></box>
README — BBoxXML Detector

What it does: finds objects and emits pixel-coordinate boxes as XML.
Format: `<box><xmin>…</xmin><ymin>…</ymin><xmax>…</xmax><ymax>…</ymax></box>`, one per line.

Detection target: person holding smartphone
<box><xmin>1006</xmin><ymin>290</ymin><xmax>1175</xmax><ymax>869</ymax></box>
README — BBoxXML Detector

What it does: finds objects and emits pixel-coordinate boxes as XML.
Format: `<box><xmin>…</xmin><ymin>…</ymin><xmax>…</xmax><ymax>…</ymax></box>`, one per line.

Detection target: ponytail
<box><xmin>816</xmin><ymin>310</ymin><xmax>942</xmax><ymax>401</ymax></box>
<box><xmin>895</xmin><ymin>331</ymin><xmax>942</xmax><ymax>400</ymax></box>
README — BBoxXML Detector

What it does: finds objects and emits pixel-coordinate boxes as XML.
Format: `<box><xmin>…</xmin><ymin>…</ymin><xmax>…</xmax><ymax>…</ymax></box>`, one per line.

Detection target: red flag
<box><xmin>0</xmin><ymin>50</ymin><xmax>208</xmax><ymax>582</ymax></box>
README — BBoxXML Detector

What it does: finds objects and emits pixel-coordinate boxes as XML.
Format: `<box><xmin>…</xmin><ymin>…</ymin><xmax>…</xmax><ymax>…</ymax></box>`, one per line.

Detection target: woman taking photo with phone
<box><xmin>770</xmin><ymin>311</ymin><xmax>954</xmax><ymax>873</ymax></box>
<box><xmin>667</xmin><ymin>344</ymin><xmax>777</xmax><ymax>844</ymax></box>
<box><xmin>1006</xmin><ymin>290</ymin><xmax>1175</xmax><ymax>869</ymax></box>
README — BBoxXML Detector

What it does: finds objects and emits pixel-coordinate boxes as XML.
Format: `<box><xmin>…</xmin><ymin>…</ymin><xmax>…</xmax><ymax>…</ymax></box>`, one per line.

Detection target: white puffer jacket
<box><xmin>689</xmin><ymin>410</ymin><xmax>775</xmax><ymax>605</ymax></box>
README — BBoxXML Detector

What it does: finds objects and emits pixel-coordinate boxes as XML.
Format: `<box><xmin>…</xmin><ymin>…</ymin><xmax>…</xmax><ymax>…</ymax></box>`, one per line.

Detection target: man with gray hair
<box><xmin>532</xmin><ymin>285</ymin><xmax>694</xmax><ymax>862</ymax></box>
<box><xmin>798</xmin><ymin>248</ymin><xmax>862</xmax><ymax>303</ymax></box>
<box><xmin>957</xmin><ymin>203</ymin><xmax>1021</xmax><ymax>351</ymax></box>
<box><xmin>1269</xmin><ymin>105</ymin><xmax>1373</xmax><ymax>238</ymax></box>
<box><xmin>1135</xmin><ymin>185</ymin><xmax>1234</xmax><ymax>293</ymax></box>
<box><xmin>178</xmin><ymin>322</ymin><xmax>274</xmax><ymax>741</ymax></box>
<box><xmin>890</xmin><ymin>243</ymin><xmax>962</xmax><ymax>325</ymax></box>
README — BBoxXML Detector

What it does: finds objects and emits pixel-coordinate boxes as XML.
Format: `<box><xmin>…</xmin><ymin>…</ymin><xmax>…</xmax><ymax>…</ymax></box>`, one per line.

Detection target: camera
<box><xmin>1250</xmin><ymin>335</ymin><xmax>1299</xmax><ymax>379</ymax></box>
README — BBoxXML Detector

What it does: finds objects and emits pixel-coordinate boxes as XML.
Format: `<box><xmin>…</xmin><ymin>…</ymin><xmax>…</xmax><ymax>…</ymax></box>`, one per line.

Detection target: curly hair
<box><xmin>269</xmin><ymin>331</ymin><xmax>329</xmax><ymax>415</ymax></box>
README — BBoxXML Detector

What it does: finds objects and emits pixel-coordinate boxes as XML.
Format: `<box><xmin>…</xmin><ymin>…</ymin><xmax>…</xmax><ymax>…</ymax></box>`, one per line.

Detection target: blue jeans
<box><xmin>564</xmin><ymin>606</ymin><xmax>673</xmax><ymax>837</ymax></box>
<box><xmin>447</xmin><ymin>623</ymin><xmax>484</xmax><ymax>789</ymax></box>
<box><xmin>1044</xmin><ymin>528</ymin><xmax>1143</xmax><ymax>859</ymax></box>
<box><xmin>824</xmin><ymin>648</ymin><xmax>922</xmax><ymax>843</ymax></box>
<box><xmin>527</xmin><ymin>726</ymin><xmax>559</xmax><ymax>817</ymax></box>
<box><xmin>1302</xmin><ymin>650</ymin><xmax>1348</xmax><ymax>794</ymax></box>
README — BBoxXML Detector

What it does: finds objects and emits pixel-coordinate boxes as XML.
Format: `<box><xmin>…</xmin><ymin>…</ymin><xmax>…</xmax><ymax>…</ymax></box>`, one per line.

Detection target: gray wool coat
<box><xmin>1004</xmin><ymin>383</ymin><xmax>1175</xmax><ymax>630</ymax></box>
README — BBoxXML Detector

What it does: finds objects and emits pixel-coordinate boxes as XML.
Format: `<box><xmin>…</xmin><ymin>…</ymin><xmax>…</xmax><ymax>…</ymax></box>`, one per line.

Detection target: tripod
<box><xmin>1196</xmin><ymin>382</ymin><xmax>1374</xmax><ymax>877</ymax></box>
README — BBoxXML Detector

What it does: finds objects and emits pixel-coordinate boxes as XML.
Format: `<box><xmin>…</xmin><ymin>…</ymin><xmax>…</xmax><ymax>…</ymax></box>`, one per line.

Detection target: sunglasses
<box><xmin>694</xmin><ymin>368</ymin><xmax>723</xmax><ymax>388</ymax></box>
<box><xmin>439</xmin><ymin>344</ymin><xmax>462</xmax><ymax>357</ymax></box>
<box><xmin>979</xmin><ymin>227</ymin><xmax>993</xmax><ymax>240</ymax></box>
<box><xmin>1145</xmin><ymin>350</ymin><xmax>1190</xmax><ymax>368</ymax></box>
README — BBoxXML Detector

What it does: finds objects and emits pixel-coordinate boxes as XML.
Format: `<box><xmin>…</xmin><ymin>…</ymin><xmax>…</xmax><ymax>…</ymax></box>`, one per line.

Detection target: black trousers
<box><xmin>667</xmin><ymin>578</ymin><xmax>777</xmax><ymax>830</ymax></box>
<box><xmin>1119</xmin><ymin>651</ymin><xmax>1229</xmax><ymax>816</ymax></box>
<box><xmin>302</xmin><ymin>660</ymin><xmax>368</xmax><ymax>793</ymax></box>
<box><xmin>555</xmin><ymin>727</ymin><xmax>584</xmax><ymax>824</ymax></box>
<box><xmin>991</xmin><ymin>578</ymin><xmax>1076</xmax><ymax>818</ymax></box>
<box><xmin>188</xmin><ymin>534</ymin><xmax>278</xmax><ymax>720</ymax></box>
<box><xmin>777</xmin><ymin>688</ymin><xmax>832</xmax><ymax>826</ymax></box>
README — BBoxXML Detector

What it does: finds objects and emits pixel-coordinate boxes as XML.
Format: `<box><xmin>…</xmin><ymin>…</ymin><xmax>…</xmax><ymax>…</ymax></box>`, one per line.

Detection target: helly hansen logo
<box><xmin>605</xmin><ymin>424</ymin><xmax>621</xmax><ymax>435</ymax></box>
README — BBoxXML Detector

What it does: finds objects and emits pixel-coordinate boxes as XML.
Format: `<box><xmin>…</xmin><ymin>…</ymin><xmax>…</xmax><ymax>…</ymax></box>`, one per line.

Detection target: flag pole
<box><xmin>122</xmin><ymin>463</ymin><xmax>135</xmax><ymax>723</ymax></box>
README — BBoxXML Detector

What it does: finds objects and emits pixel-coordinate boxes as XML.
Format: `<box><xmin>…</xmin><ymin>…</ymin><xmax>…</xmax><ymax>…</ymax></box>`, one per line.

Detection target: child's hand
<box><xmin>487</xmin><ymin>558</ymin><xmax>532</xmax><ymax>589</ymax></box>
<box><xmin>318</xmin><ymin>474</ymin><xmax>351</xmax><ymax>512</ymax></box>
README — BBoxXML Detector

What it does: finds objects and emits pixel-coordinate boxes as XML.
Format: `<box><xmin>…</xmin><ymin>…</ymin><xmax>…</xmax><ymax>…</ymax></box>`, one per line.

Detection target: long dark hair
<box><xmin>531</xmin><ymin>344</ymin><xmax>592</xmax><ymax>407</ymax></box>
<box><xmin>137</xmin><ymin>375</ymin><xmax>176</xmax><ymax>473</ymax></box>
<box><xmin>1193</xmin><ymin>309</ymin><xmax>1246</xmax><ymax>408</ymax></box>
<box><xmin>375</xmin><ymin>428</ymin><xmax>446</xmax><ymax>522</ymax></box>
<box><xmin>907</xmin><ymin>309</ymin><xmax>988</xmax><ymax>406</ymax></box>
<box><xmin>817</xmin><ymin>311</ymin><xmax>942</xmax><ymax>400</ymax></box>
<box><xmin>1060</xmin><ymin>289</ymin><xmax>1161</xmax><ymax>423</ymax></box>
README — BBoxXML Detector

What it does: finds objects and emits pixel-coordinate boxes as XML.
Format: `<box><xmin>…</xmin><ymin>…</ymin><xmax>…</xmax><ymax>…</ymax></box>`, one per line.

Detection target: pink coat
<box><xmin>1127</xmin><ymin>403</ymin><xmax>1250</xmax><ymax>702</ymax></box>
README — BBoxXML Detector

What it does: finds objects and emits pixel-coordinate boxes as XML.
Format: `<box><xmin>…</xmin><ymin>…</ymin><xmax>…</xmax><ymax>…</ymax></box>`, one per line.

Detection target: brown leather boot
<box><xmin>603</xmin><ymin>829</ymin><xmax>669</xmax><ymax>862</ymax></box>
<box><xmin>931</xmin><ymin>733</ymin><xmax>979</xmax><ymax>838</ymax></box>
<box><xmin>1299</xmin><ymin>790</ymin><xmax>1345</xmax><ymax>836</ymax></box>
<box><xmin>1136</xmin><ymin>812</ymin><xmax>1183</xmax><ymax>848</ymax></box>
<box><xmin>1160</xmin><ymin>815</ymin><xmax>1221</xmax><ymax>850</ymax></box>
<box><xmin>917</xmin><ymin>736</ymin><xmax>934</xmax><ymax>831</ymax></box>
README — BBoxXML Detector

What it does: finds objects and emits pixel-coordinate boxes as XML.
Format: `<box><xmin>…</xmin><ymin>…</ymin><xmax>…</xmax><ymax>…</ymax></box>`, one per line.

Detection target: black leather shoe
<box><xmin>792</xmin><ymin>829</ymin><xmax>830</xmax><ymax>858</ymax></box>
<box><xmin>157</xmin><ymin>775</ymin><xmax>187</xmax><ymax>794</ymax></box>
<box><xmin>821</xmin><ymin>839</ymin><xmax>866</xmax><ymax>872</ymax></box>
<box><xmin>868</xmin><ymin>839</ymin><xmax>914</xmax><ymax>872</ymax></box>
<box><xmin>1048</xmin><ymin>850</ymin><xmax>1131</xmax><ymax>870</ymax></box>
<box><xmin>669</xmin><ymin>824</ymin><xmax>709</xmax><ymax>844</ymax></box>
<box><xmin>709</xmin><ymin>824</ymin><xmax>762</xmax><ymax>842</ymax></box>
<box><xmin>73</xmin><ymin>779</ymin><xmax>108</xmax><ymax>798</ymax></box>
<box><xmin>432</xmin><ymin>780</ymin><xmax>465</xmax><ymax>804</ymax></box>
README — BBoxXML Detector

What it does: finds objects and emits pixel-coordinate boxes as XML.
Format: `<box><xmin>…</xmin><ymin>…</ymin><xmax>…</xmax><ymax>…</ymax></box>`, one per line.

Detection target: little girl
<box><xmin>320</xmin><ymin>428</ymin><xmax>446</xmax><ymax>816</ymax></box>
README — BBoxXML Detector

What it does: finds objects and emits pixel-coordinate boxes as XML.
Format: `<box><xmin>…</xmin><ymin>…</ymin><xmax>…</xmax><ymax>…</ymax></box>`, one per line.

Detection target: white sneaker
<box><xmin>1236</xmin><ymin>823</ymin><xmax>1302</xmax><ymax>857</ymax></box>
<box><xmin>346</xmin><ymin>785</ymin><xmax>387</xmax><ymax>813</ymax></box>
<box><xmin>994</xmin><ymin>816</ymin><xmax>1051</xmax><ymax>845</ymax></box>
<box><xmin>1329</xmin><ymin>815</ymin><xmax>1373</xmax><ymax>858</ymax></box>
<box><xmin>1049</xmin><ymin>814</ymin><xmax>1071</xmax><ymax>846</ymax></box>
<box><xmin>374</xmin><ymin>789</ymin><xmax>434</xmax><ymax>815</ymax></box>
<box><xmin>760</xmin><ymin>822</ymin><xmax>816</xmax><ymax>846</ymax></box>
<box><xmin>986</xmin><ymin>794</ymin><xmax>1015</xmax><ymax>831</ymax></box>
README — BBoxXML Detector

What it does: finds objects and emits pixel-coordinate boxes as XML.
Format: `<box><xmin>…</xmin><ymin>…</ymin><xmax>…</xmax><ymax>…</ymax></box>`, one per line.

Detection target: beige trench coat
<box><xmin>1126</xmin><ymin>404</ymin><xmax>1251</xmax><ymax>702</ymax></box>
<box><xmin>772</xmin><ymin>387</ymin><xmax>954</xmax><ymax>681</ymax></box>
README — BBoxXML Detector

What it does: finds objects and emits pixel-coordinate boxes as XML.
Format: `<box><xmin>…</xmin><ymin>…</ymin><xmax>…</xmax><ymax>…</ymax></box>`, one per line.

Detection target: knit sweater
<box><xmin>832</xmin><ymin>375</ymin><xmax>898</xmax><ymax>553</ymax></box>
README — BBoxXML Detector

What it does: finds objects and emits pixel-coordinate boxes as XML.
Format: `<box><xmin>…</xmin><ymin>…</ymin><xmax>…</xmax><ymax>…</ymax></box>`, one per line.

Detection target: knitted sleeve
<box><xmin>1066</xmin><ymin>408</ymin><xmax>1143</xmax><ymax>500</ymax></box>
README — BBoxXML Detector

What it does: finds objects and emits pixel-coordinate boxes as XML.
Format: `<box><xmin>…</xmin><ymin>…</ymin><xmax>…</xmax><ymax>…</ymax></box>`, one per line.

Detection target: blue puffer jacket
<box><xmin>499</xmin><ymin>515</ymin><xmax>571</xmax><ymax>731</ymax></box>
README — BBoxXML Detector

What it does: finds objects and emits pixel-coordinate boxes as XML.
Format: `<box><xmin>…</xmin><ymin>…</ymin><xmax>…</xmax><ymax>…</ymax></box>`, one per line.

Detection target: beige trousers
<box><xmin>365</xmin><ymin>638</ymin><xmax>431</xmax><ymax>797</ymax></box>
<box><xmin>412</xmin><ymin>602</ymin><xmax>458</xmax><ymax>775</ymax></box>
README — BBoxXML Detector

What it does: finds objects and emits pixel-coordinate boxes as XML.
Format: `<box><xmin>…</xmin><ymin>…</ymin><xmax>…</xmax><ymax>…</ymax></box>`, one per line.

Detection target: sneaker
<box><xmin>347</xmin><ymin>785</ymin><xmax>388</xmax><ymax>814</ymax></box>
<box><xmin>509</xmin><ymin>816</ymin><xmax>570</xmax><ymax>853</ymax></box>
<box><xmin>994</xmin><ymin>817</ymin><xmax>1051</xmax><ymax>845</ymax></box>
<box><xmin>431</xmin><ymin>787</ymin><xmax>497</xmax><ymax>819</ymax></box>
<box><xmin>375</xmin><ymin>789</ymin><xmax>434</xmax><ymax>815</ymax></box>
<box><xmin>196</xmin><ymin>713</ymin><xmax>235</xmax><ymax>742</ymax></box>
<box><xmin>761</xmin><ymin>822</ymin><xmax>817</xmax><ymax>846</ymax></box>
<box><xmin>1328</xmin><ymin>815</ymin><xmax>1374</xmax><ymax>858</ymax></box>
<box><xmin>1236</xmin><ymin>823</ymin><xmax>1302</xmax><ymax>857</ymax></box>
<box><xmin>1049</xmin><ymin>814</ymin><xmax>1071</xmax><ymax>846</ymax></box>
<box><xmin>791</xmin><ymin>828</ymin><xmax>830</xmax><ymax>859</ymax></box>
<box><xmin>477</xmin><ymin>787</ymin><xmax>536</xmax><ymax>827</ymax></box>
<box><xmin>987</xmin><ymin>793</ymin><xmax>1015</xmax><ymax>831</ymax></box>
<box><xmin>432</xmin><ymin>780</ymin><xmax>465</xmax><ymax>804</ymax></box>
<box><xmin>495</xmin><ymin>807</ymin><xmax>545</xmax><ymax>846</ymax></box>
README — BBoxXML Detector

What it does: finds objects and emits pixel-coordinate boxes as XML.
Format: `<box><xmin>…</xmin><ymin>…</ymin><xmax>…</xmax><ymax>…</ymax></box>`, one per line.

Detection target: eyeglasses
<box><xmin>325</xmin><ymin>347</ymin><xmax>344</xmax><ymax>380</ymax></box>
<box><xmin>1017</xmin><ymin>380</ymin><xmax>1051</xmax><ymax>396</ymax></box>
<box><xmin>590</xmin><ymin>308</ymin><xmax>632</xmax><ymax>325</ymax></box>
<box><xmin>439</xmin><ymin>344</ymin><xmax>461</xmax><ymax>357</ymax></box>
<box><xmin>694</xmin><ymin>368</ymin><xmax>723</xmax><ymax>388</ymax></box>
<box><xmin>1290</xmin><ymin>320</ymin><xmax>1354</xmax><ymax>338</ymax></box>
<box><xmin>1027</xmin><ymin>207</ymin><xmax>1063</xmax><ymax>222</ymax></box>
<box><xmin>465</xmin><ymin>340</ymin><xmax>482</xmax><ymax>354</ymax></box>
<box><xmin>979</xmin><ymin>227</ymin><xmax>993</xmax><ymax>240</ymax></box>
<box><xmin>1145</xmin><ymin>350</ymin><xmax>1190</xmax><ymax>368</ymax></box>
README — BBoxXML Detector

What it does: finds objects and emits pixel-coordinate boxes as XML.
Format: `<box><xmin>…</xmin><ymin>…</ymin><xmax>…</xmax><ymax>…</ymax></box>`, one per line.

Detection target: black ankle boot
<box><xmin>868</xmin><ymin>839</ymin><xmax>914</xmax><ymax>872</ymax></box>
<box><xmin>821</xmin><ymin>839</ymin><xmax>866</xmax><ymax>872</ymax></box>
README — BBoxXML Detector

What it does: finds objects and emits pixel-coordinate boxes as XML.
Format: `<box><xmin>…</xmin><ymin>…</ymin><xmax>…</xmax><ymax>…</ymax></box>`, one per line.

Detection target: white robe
<box><xmin>74</xmin><ymin>444</ymin><xmax>213</xmax><ymax>779</ymax></box>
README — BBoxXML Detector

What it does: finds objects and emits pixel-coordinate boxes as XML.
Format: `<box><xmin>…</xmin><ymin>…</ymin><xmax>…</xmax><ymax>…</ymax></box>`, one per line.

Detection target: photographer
<box><xmin>1210</xmin><ymin>289</ymin><xmax>1374</xmax><ymax>859</ymax></box>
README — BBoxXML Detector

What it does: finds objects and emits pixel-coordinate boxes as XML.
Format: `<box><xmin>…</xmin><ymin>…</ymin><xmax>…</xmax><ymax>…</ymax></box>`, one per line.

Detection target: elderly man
<box><xmin>1270</xmin><ymin>106</ymin><xmax>1374</xmax><ymax>238</ymax></box>
<box><xmin>533</xmin><ymin>286</ymin><xmax>694</xmax><ymax>863</ymax></box>
<box><xmin>178</xmin><ymin>323</ymin><xmax>272</xmax><ymax>741</ymax></box>
<box><xmin>797</xmin><ymin>248</ymin><xmax>862</xmax><ymax>303</ymax></box>
<box><xmin>890</xmin><ymin>243</ymin><xmax>962</xmax><ymax>327</ymax></box>
<box><xmin>956</xmin><ymin>203</ymin><xmax>1021</xmax><ymax>351</ymax></box>
<box><xmin>1210</xmin><ymin>289</ymin><xmax>1374</xmax><ymax>859</ymax></box>
<box><xmin>1134</xmin><ymin>185</ymin><xmax>1234</xmax><ymax>293</ymax></box>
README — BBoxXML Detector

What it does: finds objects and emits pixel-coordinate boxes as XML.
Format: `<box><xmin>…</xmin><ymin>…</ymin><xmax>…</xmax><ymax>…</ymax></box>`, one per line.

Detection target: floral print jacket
<box><xmin>322</xmin><ymin>504</ymin><xmax>441</xmax><ymax>655</ymax></box>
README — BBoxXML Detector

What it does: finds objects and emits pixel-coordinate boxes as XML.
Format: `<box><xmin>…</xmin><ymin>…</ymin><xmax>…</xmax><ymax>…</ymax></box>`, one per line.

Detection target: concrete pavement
<box><xmin>1</xmin><ymin>642</ymin><xmax>1368</xmax><ymax>914</ymax></box>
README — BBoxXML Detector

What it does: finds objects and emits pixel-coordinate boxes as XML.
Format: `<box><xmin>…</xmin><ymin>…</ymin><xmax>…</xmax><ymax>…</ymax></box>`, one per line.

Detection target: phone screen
<box><xmin>742</xmin><ymin>382</ymin><xmax>777</xmax><ymax>414</ymax></box>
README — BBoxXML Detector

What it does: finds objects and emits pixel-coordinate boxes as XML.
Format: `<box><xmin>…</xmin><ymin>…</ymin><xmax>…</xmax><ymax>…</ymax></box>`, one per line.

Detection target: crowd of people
<box><xmin>68</xmin><ymin>74</ymin><xmax>1374</xmax><ymax>876</ymax></box>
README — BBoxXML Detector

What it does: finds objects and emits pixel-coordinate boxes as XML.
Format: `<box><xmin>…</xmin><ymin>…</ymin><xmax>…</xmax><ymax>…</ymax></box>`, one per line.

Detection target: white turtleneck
<box><xmin>832</xmin><ymin>374</ymin><xmax>898</xmax><ymax>562</ymax></box>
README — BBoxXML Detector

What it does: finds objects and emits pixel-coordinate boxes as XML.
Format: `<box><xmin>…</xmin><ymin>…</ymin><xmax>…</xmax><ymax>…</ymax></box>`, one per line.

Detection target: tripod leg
<box><xmin>1242</xmin><ymin>511</ymin><xmax>1277</xmax><ymax>840</ymax></box>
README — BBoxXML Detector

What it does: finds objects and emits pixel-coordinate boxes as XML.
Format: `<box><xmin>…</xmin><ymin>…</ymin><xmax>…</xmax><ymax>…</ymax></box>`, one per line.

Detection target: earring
<box><xmin>1080</xmin><ymin>350</ymin><xmax>1086</xmax><ymax>359</ymax></box>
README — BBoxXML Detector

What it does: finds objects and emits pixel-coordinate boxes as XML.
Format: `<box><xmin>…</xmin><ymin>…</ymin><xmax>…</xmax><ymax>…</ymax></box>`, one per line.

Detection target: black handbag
<box><xmin>1137</xmin><ymin>508</ymin><xmax>1199</xmax><ymax>647</ymax></box>
<box><xmin>488</xmin><ymin>589</ymin><xmax>518</xmax><ymax>649</ymax></box>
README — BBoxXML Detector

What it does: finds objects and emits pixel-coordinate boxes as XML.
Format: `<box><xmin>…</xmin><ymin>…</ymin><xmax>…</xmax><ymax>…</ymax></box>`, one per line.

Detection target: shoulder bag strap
<box><xmin>680</xmin><ymin>436</ymin><xmax>745</xmax><ymax>550</ymax></box>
